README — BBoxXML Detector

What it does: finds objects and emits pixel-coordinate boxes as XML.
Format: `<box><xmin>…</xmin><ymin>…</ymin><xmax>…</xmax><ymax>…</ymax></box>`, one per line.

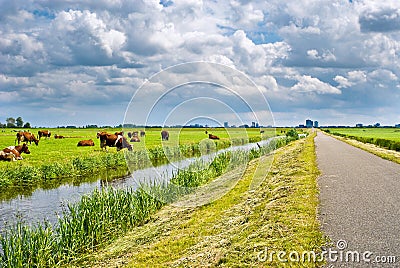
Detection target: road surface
<box><xmin>315</xmin><ymin>132</ymin><xmax>400</xmax><ymax>267</ymax></box>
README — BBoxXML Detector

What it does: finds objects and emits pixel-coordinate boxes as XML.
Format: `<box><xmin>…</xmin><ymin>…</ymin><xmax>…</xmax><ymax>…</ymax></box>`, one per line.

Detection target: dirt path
<box><xmin>315</xmin><ymin>132</ymin><xmax>400</xmax><ymax>267</ymax></box>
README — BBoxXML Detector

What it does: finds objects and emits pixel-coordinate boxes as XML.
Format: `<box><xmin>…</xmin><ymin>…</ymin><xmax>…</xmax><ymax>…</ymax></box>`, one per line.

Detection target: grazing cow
<box><xmin>16</xmin><ymin>131</ymin><xmax>39</xmax><ymax>146</ymax></box>
<box><xmin>38</xmin><ymin>130</ymin><xmax>51</xmax><ymax>139</ymax></box>
<box><xmin>260</xmin><ymin>130</ymin><xmax>265</xmax><ymax>134</ymax></box>
<box><xmin>161</xmin><ymin>130</ymin><xmax>169</xmax><ymax>141</ymax></box>
<box><xmin>115</xmin><ymin>131</ymin><xmax>124</xmax><ymax>136</ymax></box>
<box><xmin>0</xmin><ymin>143</ymin><xmax>30</xmax><ymax>161</ymax></box>
<box><xmin>127</xmin><ymin>132</ymin><xmax>132</xmax><ymax>138</ymax></box>
<box><xmin>130</xmin><ymin>136</ymin><xmax>140</xmax><ymax>142</ymax></box>
<box><xmin>208</xmin><ymin>134</ymin><xmax>220</xmax><ymax>140</ymax></box>
<box><xmin>140</xmin><ymin>131</ymin><xmax>146</xmax><ymax>137</ymax></box>
<box><xmin>77</xmin><ymin>139</ymin><xmax>95</xmax><ymax>146</ymax></box>
<box><xmin>130</xmin><ymin>131</ymin><xmax>140</xmax><ymax>142</ymax></box>
<box><xmin>96</xmin><ymin>132</ymin><xmax>132</xmax><ymax>151</ymax></box>
<box><xmin>54</xmin><ymin>134</ymin><xmax>64</xmax><ymax>139</ymax></box>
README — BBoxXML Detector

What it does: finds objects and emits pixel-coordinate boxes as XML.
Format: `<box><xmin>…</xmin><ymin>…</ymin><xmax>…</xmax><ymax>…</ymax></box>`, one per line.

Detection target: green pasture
<box><xmin>325</xmin><ymin>128</ymin><xmax>400</xmax><ymax>142</ymax></box>
<box><xmin>0</xmin><ymin>128</ymin><xmax>276</xmax><ymax>168</ymax></box>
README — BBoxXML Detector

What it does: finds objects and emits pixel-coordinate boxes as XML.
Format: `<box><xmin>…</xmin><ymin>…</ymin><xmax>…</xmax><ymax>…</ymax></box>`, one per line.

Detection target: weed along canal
<box><xmin>0</xmin><ymin>137</ymin><xmax>282</xmax><ymax>234</ymax></box>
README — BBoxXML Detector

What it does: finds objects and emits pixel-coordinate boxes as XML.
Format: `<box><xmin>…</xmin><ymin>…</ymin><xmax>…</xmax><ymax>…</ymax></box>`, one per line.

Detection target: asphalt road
<box><xmin>315</xmin><ymin>132</ymin><xmax>400</xmax><ymax>267</ymax></box>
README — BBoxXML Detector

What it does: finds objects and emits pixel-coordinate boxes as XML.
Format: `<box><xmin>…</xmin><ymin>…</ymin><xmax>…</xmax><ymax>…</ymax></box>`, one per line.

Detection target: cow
<box><xmin>140</xmin><ymin>131</ymin><xmax>146</xmax><ymax>137</ymax></box>
<box><xmin>0</xmin><ymin>143</ymin><xmax>30</xmax><ymax>161</ymax></box>
<box><xmin>130</xmin><ymin>131</ymin><xmax>140</xmax><ymax>142</ymax></box>
<box><xmin>96</xmin><ymin>132</ymin><xmax>132</xmax><ymax>151</ymax></box>
<box><xmin>127</xmin><ymin>132</ymin><xmax>132</xmax><ymax>138</ymax></box>
<box><xmin>54</xmin><ymin>134</ymin><xmax>64</xmax><ymax>139</ymax></box>
<box><xmin>130</xmin><ymin>136</ymin><xmax>140</xmax><ymax>142</ymax></box>
<box><xmin>208</xmin><ymin>134</ymin><xmax>220</xmax><ymax>140</ymax></box>
<box><xmin>77</xmin><ymin>139</ymin><xmax>95</xmax><ymax>146</ymax></box>
<box><xmin>38</xmin><ymin>130</ymin><xmax>51</xmax><ymax>140</ymax></box>
<box><xmin>15</xmin><ymin>131</ymin><xmax>39</xmax><ymax>146</ymax></box>
<box><xmin>260</xmin><ymin>130</ymin><xmax>265</xmax><ymax>134</ymax></box>
<box><xmin>161</xmin><ymin>130</ymin><xmax>169</xmax><ymax>141</ymax></box>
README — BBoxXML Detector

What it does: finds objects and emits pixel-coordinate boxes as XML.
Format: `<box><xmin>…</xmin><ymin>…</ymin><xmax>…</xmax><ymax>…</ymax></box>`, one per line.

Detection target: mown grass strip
<box><xmin>0</xmin><ymin>138</ymin><xmax>288</xmax><ymax>267</ymax></box>
<box><xmin>73</xmin><ymin>133</ymin><xmax>325</xmax><ymax>267</ymax></box>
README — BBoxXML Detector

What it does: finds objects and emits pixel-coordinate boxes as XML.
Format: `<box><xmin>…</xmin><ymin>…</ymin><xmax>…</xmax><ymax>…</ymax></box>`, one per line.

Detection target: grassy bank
<box><xmin>73</xmin><ymin>133</ymin><xmax>324</xmax><ymax>267</ymax></box>
<box><xmin>323</xmin><ymin>128</ymin><xmax>400</xmax><ymax>142</ymax></box>
<box><xmin>0</xmin><ymin>137</ymin><xmax>289</xmax><ymax>267</ymax></box>
<box><xmin>323</xmin><ymin>128</ymin><xmax>400</xmax><ymax>152</ymax></box>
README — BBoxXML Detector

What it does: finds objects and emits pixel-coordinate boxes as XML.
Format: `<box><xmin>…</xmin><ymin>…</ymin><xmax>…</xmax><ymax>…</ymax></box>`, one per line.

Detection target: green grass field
<box><xmin>325</xmin><ymin>128</ymin><xmax>400</xmax><ymax>142</ymax></box>
<box><xmin>0</xmin><ymin>127</ymin><xmax>277</xmax><ymax>168</ymax></box>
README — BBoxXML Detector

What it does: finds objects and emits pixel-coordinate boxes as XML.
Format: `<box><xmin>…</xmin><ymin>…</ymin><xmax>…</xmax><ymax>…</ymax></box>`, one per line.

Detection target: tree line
<box><xmin>0</xmin><ymin>117</ymin><xmax>31</xmax><ymax>128</ymax></box>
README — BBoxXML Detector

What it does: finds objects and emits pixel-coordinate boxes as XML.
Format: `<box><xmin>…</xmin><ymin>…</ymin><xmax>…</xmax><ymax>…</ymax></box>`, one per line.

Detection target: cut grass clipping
<box><xmin>0</xmin><ymin>137</ymin><xmax>290</xmax><ymax>267</ymax></box>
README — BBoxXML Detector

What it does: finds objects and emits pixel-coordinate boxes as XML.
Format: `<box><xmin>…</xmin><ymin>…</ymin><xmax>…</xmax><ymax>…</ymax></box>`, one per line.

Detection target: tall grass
<box><xmin>0</xmin><ymin>137</ymin><xmax>289</xmax><ymax>267</ymax></box>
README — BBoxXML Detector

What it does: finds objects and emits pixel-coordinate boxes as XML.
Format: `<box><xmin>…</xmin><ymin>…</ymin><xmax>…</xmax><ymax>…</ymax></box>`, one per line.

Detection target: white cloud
<box><xmin>291</xmin><ymin>75</ymin><xmax>341</xmax><ymax>94</ymax></box>
<box><xmin>334</xmin><ymin>75</ymin><xmax>352</xmax><ymax>88</ymax></box>
<box><xmin>0</xmin><ymin>0</ymin><xmax>399</xmax><ymax>126</ymax></box>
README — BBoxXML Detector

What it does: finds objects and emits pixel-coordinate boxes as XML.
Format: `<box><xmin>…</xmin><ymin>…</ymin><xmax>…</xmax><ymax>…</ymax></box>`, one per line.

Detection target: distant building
<box><xmin>314</xmin><ymin>121</ymin><xmax>319</xmax><ymax>128</ymax></box>
<box><xmin>251</xmin><ymin>122</ymin><xmax>256</xmax><ymax>128</ymax></box>
<box><xmin>256</xmin><ymin>122</ymin><xmax>259</xmax><ymax>128</ymax></box>
<box><xmin>356</xmin><ymin>123</ymin><xmax>363</xmax><ymax>128</ymax></box>
<box><xmin>224</xmin><ymin>122</ymin><xmax>229</xmax><ymax>128</ymax></box>
<box><xmin>374</xmin><ymin>123</ymin><xmax>381</xmax><ymax>127</ymax></box>
<box><xmin>306</xmin><ymin>119</ymin><xmax>313</xmax><ymax>128</ymax></box>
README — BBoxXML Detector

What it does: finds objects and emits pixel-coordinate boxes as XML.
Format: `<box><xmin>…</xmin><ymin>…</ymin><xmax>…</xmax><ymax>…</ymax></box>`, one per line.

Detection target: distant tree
<box><xmin>6</xmin><ymin>117</ymin><xmax>16</xmax><ymax>128</ymax></box>
<box><xmin>16</xmin><ymin>117</ymin><xmax>23</xmax><ymax>128</ymax></box>
<box><xmin>23</xmin><ymin>122</ymin><xmax>31</xmax><ymax>128</ymax></box>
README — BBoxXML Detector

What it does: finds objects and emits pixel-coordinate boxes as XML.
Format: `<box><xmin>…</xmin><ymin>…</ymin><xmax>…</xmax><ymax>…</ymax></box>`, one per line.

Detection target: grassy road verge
<box><xmin>75</xmin><ymin>134</ymin><xmax>324</xmax><ymax>267</ymax></box>
<box><xmin>323</xmin><ymin>132</ymin><xmax>400</xmax><ymax>165</ymax></box>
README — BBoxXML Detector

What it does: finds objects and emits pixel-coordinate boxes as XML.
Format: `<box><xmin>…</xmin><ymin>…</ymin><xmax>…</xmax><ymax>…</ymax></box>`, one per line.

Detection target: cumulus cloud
<box><xmin>0</xmin><ymin>0</ymin><xmax>399</xmax><ymax>126</ymax></box>
<box><xmin>359</xmin><ymin>6</ymin><xmax>400</xmax><ymax>33</ymax></box>
<box><xmin>291</xmin><ymin>75</ymin><xmax>341</xmax><ymax>94</ymax></box>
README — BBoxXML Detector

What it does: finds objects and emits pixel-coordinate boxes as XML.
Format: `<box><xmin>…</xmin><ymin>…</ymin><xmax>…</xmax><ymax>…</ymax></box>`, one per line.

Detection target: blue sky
<box><xmin>0</xmin><ymin>0</ymin><xmax>399</xmax><ymax>127</ymax></box>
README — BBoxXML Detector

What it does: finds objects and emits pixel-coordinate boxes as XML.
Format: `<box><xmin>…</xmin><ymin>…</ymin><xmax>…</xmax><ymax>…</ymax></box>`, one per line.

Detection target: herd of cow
<box><xmin>0</xmin><ymin>129</ymin><xmax>221</xmax><ymax>162</ymax></box>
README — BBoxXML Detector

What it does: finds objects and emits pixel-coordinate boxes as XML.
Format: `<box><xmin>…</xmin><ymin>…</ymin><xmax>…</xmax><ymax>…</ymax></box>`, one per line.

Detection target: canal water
<box><xmin>0</xmin><ymin>138</ymin><xmax>278</xmax><ymax>230</ymax></box>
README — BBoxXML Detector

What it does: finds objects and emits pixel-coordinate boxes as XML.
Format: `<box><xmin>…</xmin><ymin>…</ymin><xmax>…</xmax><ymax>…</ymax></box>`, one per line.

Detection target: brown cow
<box><xmin>96</xmin><ymin>132</ymin><xmax>132</xmax><ymax>151</ymax></box>
<box><xmin>54</xmin><ymin>134</ymin><xmax>64</xmax><ymax>139</ymax></box>
<box><xmin>130</xmin><ymin>136</ymin><xmax>140</xmax><ymax>142</ymax></box>
<box><xmin>16</xmin><ymin>131</ymin><xmax>39</xmax><ymax>145</ymax></box>
<box><xmin>38</xmin><ymin>130</ymin><xmax>51</xmax><ymax>139</ymax></box>
<box><xmin>208</xmin><ymin>134</ymin><xmax>220</xmax><ymax>140</ymax></box>
<box><xmin>130</xmin><ymin>131</ymin><xmax>140</xmax><ymax>142</ymax></box>
<box><xmin>0</xmin><ymin>143</ymin><xmax>30</xmax><ymax>161</ymax></box>
<box><xmin>77</xmin><ymin>139</ymin><xmax>95</xmax><ymax>146</ymax></box>
<box><xmin>161</xmin><ymin>130</ymin><xmax>169</xmax><ymax>141</ymax></box>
